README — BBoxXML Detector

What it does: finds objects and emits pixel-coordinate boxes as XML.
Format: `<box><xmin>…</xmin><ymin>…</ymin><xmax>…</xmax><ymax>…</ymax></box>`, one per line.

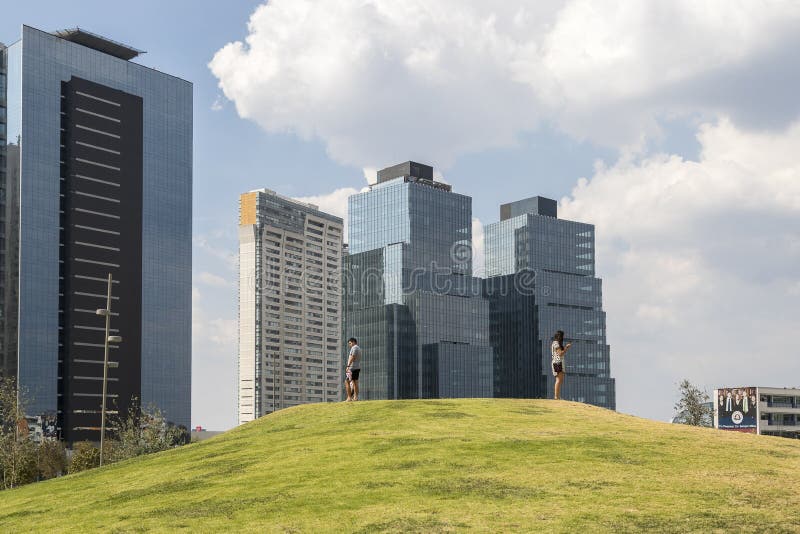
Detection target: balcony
<box><xmin>758</xmin><ymin>402</ymin><xmax>800</xmax><ymax>414</ymax></box>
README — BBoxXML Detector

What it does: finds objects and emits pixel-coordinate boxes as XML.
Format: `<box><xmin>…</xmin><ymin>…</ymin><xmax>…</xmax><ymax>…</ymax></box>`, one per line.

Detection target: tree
<box><xmin>36</xmin><ymin>438</ymin><xmax>67</xmax><ymax>480</ymax></box>
<box><xmin>0</xmin><ymin>376</ymin><xmax>38</xmax><ymax>489</ymax></box>
<box><xmin>68</xmin><ymin>441</ymin><xmax>100</xmax><ymax>474</ymax></box>
<box><xmin>67</xmin><ymin>399</ymin><xmax>185</xmax><ymax>474</ymax></box>
<box><xmin>674</xmin><ymin>379</ymin><xmax>713</xmax><ymax>427</ymax></box>
<box><xmin>106</xmin><ymin>399</ymin><xmax>184</xmax><ymax>463</ymax></box>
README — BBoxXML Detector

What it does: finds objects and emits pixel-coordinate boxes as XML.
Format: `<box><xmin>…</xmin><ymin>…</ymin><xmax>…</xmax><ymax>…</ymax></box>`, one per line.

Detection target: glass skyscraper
<box><xmin>482</xmin><ymin>272</ymin><xmax>543</xmax><ymax>399</ymax></box>
<box><xmin>344</xmin><ymin>162</ymin><xmax>493</xmax><ymax>400</ymax></box>
<box><xmin>485</xmin><ymin>197</ymin><xmax>615</xmax><ymax>409</ymax></box>
<box><xmin>1</xmin><ymin>26</ymin><xmax>192</xmax><ymax>441</ymax></box>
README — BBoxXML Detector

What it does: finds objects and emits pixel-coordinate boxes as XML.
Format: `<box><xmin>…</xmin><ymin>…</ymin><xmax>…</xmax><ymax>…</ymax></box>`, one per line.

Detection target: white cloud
<box><xmin>191</xmin><ymin>286</ymin><xmax>237</xmax><ymax>350</ymax></box>
<box><xmin>790</xmin><ymin>281</ymin><xmax>800</xmax><ymax>296</ymax></box>
<box><xmin>293</xmin><ymin>187</ymin><xmax>359</xmax><ymax>221</ymax></box>
<box><xmin>560</xmin><ymin>119</ymin><xmax>800</xmax><ymax>419</ymax></box>
<box><xmin>362</xmin><ymin>167</ymin><xmax>378</xmax><ymax>185</ymax></box>
<box><xmin>294</xmin><ymin>187</ymin><xmax>362</xmax><ymax>240</ymax></box>
<box><xmin>211</xmin><ymin>95</ymin><xmax>225</xmax><ymax>111</ymax></box>
<box><xmin>193</xmin><ymin>235</ymin><xmax>237</xmax><ymax>272</ymax></box>
<box><xmin>210</xmin><ymin>0</ymin><xmax>800</xmax><ymax>168</ymax></box>
<box><xmin>196</xmin><ymin>271</ymin><xmax>234</xmax><ymax>287</ymax></box>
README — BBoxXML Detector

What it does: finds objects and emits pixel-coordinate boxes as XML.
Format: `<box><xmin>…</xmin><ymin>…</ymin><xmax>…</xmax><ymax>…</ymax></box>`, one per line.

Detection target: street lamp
<box><xmin>96</xmin><ymin>273</ymin><xmax>122</xmax><ymax>467</ymax></box>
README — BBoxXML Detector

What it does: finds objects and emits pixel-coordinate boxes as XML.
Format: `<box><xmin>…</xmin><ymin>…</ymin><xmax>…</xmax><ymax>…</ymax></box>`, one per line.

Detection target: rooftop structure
<box><xmin>375</xmin><ymin>160</ymin><xmax>451</xmax><ymax>192</ymax></box>
<box><xmin>52</xmin><ymin>28</ymin><xmax>145</xmax><ymax>60</ymax></box>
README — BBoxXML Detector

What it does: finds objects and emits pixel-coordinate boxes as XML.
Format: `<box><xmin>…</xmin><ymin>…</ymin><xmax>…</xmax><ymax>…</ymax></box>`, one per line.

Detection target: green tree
<box><xmin>68</xmin><ymin>441</ymin><xmax>101</xmax><ymax>474</ymax></box>
<box><xmin>674</xmin><ymin>379</ymin><xmax>713</xmax><ymax>427</ymax></box>
<box><xmin>106</xmin><ymin>399</ymin><xmax>185</xmax><ymax>463</ymax></box>
<box><xmin>36</xmin><ymin>438</ymin><xmax>67</xmax><ymax>480</ymax></box>
<box><xmin>0</xmin><ymin>376</ymin><xmax>38</xmax><ymax>489</ymax></box>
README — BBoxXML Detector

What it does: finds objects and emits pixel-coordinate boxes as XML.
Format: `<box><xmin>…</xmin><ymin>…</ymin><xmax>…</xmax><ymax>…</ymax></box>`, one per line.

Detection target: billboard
<box><xmin>715</xmin><ymin>387</ymin><xmax>758</xmax><ymax>433</ymax></box>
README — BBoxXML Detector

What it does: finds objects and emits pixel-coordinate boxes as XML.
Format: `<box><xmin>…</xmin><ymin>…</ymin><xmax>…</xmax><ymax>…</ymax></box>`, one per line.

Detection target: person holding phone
<box><xmin>551</xmin><ymin>330</ymin><xmax>573</xmax><ymax>400</ymax></box>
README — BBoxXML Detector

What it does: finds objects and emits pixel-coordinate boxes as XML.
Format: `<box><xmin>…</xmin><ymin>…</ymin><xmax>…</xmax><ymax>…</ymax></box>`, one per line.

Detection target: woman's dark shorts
<box><xmin>552</xmin><ymin>362</ymin><xmax>563</xmax><ymax>374</ymax></box>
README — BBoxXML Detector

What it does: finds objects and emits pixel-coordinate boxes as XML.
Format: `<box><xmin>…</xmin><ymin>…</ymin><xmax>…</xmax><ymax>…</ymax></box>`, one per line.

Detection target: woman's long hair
<box><xmin>553</xmin><ymin>330</ymin><xmax>564</xmax><ymax>349</ymax></box>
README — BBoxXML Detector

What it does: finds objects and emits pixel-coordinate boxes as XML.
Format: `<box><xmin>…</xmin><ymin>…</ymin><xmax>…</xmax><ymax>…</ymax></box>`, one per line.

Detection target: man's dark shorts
<box><xmin>349</xmin><ymin>369</ymin><xmax>360</xmax><ymax>381</ymax></box>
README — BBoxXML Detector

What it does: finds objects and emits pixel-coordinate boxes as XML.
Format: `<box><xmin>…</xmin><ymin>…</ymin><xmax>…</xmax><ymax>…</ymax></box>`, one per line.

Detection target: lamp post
<box><xmin>96</xmin><ymin>273</ymin><xmax>122</xmax><ymax>466</ymax></box>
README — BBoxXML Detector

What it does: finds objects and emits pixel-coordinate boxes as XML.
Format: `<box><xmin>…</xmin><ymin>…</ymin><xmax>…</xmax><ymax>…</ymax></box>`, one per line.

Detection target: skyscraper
<box><xmin>485</xmin><ymin>196</ymin><xmax>615</xmax><ymax>409</ymax></box>
<box><xmin>1</xmin><ymin>26</ymin><xmax>192</xmax><ymax>442</ymax></box>
<box><xmin>344</xmin><ymin>162</ymin><xmax>493</xmax><ymax>400</ymax></box>
<box><xmin>0</xmin><ymin>42</ymin><xmax>10</xmax><ymax>373</ymax></box>
<box><xmin>482</xmin><ymin>272</ymin><xmax>542</xmax><ymax>398</ymax></box>
<box><xmin>238</xmin><ymin>189</ymin><xmax>343</xmax><ymax>424</ymax></box>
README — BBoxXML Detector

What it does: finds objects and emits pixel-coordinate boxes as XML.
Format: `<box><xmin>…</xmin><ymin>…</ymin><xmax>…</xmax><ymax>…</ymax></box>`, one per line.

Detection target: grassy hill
<box><xmin>1</xmin><ymin>399</ymin><xmax>800</xmax><ymax>533</ymax></box>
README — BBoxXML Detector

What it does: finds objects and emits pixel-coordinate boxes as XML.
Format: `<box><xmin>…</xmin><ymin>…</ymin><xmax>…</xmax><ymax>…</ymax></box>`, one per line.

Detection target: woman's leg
<box><xmin>554</xmin><ymin>372</ymin><xmax>564</xmax><ymax>400</ymax></box>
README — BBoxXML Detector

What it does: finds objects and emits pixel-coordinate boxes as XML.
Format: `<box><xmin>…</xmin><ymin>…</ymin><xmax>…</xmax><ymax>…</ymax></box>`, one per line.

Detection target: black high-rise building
<box><xmin>1</xmin><ymin>26</ymin><xmax>192</xmax><ymax>442</ymax></box>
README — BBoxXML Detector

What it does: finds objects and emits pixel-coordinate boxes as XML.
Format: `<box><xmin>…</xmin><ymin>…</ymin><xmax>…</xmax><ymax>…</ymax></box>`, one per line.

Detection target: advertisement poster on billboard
<box><xmin>715</xmin><ymin>387</ymin><xmax>758</xmax><ymax>433</ymax></box>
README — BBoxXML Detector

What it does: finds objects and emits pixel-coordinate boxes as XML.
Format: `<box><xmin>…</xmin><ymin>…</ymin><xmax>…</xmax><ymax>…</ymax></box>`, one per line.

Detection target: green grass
<box><xmin>2</xmin><ymin>399</ymin><xmax>800</xmax><ymax>532</ymax></box>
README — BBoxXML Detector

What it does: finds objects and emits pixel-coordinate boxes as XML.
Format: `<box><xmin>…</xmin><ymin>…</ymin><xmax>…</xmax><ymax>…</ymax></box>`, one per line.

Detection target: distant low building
<box><xmin>714</xmin><ymin>386</ymin><xmax>800</xmax><ymax>438</ymax></box>
<box><xmin>191</xmin><ymin>429</ymin><xmax>223</xmax><ymax>442</ymax></box>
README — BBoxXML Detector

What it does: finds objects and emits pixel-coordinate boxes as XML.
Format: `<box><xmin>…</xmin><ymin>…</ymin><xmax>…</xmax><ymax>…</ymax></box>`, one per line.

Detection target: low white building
<box><xmin>714</xmin><ymin>386</ymin><xmax>800</xmax><ymax>438</ymax></box>
<box><xmin>757</xmin><ymin>387</ymin><xmax>800</xmax><ymax>438</ymax></box>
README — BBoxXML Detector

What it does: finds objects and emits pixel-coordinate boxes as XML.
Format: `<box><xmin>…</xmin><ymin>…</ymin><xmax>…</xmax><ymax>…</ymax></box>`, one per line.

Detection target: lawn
<box><xmin>1</xmin><ymin>399</ymin><xmax>799</xmax><ymax>532</ymax></box>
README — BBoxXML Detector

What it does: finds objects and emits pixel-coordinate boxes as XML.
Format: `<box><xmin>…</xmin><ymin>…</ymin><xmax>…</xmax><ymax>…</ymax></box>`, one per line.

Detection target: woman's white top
<box><xmin>551</xmin><ymin>341</ymin><xmax>563</xmax><ymax>364</ymax></box>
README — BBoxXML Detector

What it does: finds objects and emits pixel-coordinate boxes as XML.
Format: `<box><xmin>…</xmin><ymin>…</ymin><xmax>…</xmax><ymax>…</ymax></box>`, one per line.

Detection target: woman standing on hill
<box><xmin>551</xmin><ymin>330</ymin><xmax>572</xmax><ymax>400</ymax></box>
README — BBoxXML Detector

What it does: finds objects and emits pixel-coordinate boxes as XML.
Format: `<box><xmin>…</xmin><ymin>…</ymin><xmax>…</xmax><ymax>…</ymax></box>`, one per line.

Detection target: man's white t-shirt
<box><xmin>349</xmin><ymin>345</ymin><xmax>362</xmax><ymax>370</ymax></box>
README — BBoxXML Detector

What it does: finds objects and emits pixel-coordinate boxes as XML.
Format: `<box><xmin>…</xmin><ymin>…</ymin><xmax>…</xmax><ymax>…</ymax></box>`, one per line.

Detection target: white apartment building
<box><xmin>238</xmin><ymin>189</ymin><xmax>344</xmax><ymax>425</ymax></box>
<box><xmin>757</xmin><ymin>387</ymin><xmax>800</xmax><ymax>438</ymax></box>
<box><xmin>714</xmin><ymin>386</ymin><xmax>800</xmax><ymax>439</ymax></box>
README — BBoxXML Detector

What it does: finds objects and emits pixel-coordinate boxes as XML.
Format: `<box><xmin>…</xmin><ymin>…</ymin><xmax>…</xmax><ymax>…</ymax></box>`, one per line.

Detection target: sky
<box><xmin>4</xmin><ymin>1</ymin><xmax>799</xmax><ymax>430</ymax></box>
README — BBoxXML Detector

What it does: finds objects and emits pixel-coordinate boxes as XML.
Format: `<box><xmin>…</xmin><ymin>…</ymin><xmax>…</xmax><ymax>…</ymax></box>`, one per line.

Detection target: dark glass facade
<box><xmin>58</xmin><ymin>76</ymin><xmax>144</xmax><ymax>442</ymax></box>
<box><xmin>483</xmin><ymin>272</ymin><xmax>544</xmax><ymax>398</ymax></box>
<box><xmin>344</xmin><ymin>163</ymin><xmax>492</xmax><ymax>400</ymax></box>
<box><xmin>0</xmin><ymin>43</ymin><xmax>9</xmax><ymax>375</ymax></box>
<box><xmin>485</xmin><ymin>197</ymin><xmax>615</xmax><ymax>409</ymax></box>
<box><xmin>1</xmin><ymin>26</ymin><xmax>192</xmax><ymax>439</ymax></box>
<box><xmin>349</xmin><ymin>170</ymin><xmax>472</xmax><ymax>276</ymax></box>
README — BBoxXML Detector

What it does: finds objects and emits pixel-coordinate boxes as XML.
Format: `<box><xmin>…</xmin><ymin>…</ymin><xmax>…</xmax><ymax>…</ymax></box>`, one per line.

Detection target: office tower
<box><xmin>238</xmin><ymin>189</ymin><xmax>343</xmax><ymax>424</ymax></box>
<box><xmin>344</xmin><ymin>161</ymin><xmax>493</xmax><ymax>400</ymax></box>
<box><xmin>1</xmin><ymin>26</ymin><xmax>192</xmax><ymax>442</ymax></box>
<box><xmin>482</xmin><ymin>272</ymin><xmax>542</xmax><ymax>398</ymax></box>
<box><xmin>0</xmin><ymin>42</ymin><xmax>10</xmax><ymax>373</ymax></box>
<box><xmin>485</xmin><ymin>196</ymin><xmax>615</xmax><ymax>409</ymax></box>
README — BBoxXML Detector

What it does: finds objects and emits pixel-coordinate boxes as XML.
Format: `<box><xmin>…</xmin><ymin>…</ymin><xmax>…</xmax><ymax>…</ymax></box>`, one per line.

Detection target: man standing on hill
<box><xmin>345</xmin><ymin>338</ymin><xmax>362</xmax><ymax>401</ymax></box>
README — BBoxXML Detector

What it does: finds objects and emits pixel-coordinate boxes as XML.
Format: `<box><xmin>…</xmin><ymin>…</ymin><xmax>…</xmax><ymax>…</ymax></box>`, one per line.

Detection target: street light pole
<box><xmin>97</xmin><ymin>273</ymin><xmax>122</xmax><ymax>467</ymax></box>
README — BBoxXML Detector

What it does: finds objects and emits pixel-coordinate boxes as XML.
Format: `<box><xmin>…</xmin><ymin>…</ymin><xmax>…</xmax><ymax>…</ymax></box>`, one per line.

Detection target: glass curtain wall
<box><xmin>344</xmin><ymin>171</ymin><xmax>492</xmax><ymax>400</ymax></box>
<box><xmin>485</xmin><ymin>203</ymin><xmax>615</xmax><ymax>409</ymax></box>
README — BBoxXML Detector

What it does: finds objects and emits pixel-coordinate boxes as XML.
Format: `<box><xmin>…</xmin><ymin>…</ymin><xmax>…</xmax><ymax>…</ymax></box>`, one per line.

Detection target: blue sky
<box><xmin>4</xmin><ymin>1</ymin><xmax>799</xmax><ymax>430</ymax></box>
